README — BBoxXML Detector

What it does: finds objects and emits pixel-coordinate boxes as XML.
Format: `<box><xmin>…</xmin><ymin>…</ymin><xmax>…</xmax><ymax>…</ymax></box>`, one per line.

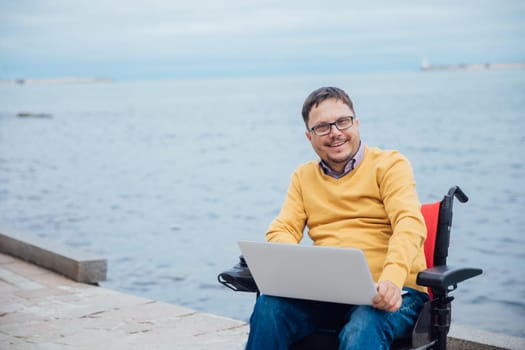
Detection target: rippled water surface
<box><xmin>1</xmin><ymin>70</ymin><xmax>524</xmax><ymax>337</ymax></box>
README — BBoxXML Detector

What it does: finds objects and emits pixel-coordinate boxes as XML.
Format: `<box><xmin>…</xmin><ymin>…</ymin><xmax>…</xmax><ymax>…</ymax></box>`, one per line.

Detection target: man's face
<box><xmin>305</xmin><ymin>98</ymin><xmax>360</xmax><ymax>173</ymax></box>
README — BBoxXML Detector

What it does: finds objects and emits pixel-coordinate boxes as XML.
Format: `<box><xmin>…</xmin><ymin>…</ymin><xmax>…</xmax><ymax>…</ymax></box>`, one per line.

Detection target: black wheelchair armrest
<box><xmin>417</xmin><ymin>265</ymin><xmax>482</xmax><ymax>290</ymax></box>
<box><xmin>218</xmin><ymin>255</ymin><xmax>259</xmax><ymax>293</ymax></box>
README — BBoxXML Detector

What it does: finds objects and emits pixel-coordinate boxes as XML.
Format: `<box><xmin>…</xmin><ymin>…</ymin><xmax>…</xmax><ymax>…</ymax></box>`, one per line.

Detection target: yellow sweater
<box><xmin>266</xmin><ymin>146</ymin><xmax>428</xmax><ymax>293</ymax></box>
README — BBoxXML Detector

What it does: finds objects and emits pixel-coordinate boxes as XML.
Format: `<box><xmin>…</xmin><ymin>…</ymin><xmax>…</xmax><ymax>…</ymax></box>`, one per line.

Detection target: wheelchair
<box><xmin>218</xmin><ymin>186</ymin><xmax>482</xmax><ymax>350</ymax></box>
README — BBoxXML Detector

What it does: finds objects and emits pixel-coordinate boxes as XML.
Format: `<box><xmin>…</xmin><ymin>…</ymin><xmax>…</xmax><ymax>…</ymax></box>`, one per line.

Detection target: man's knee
<box><xmin>248</xmin><ymin>296</ymin><xmax>319</xmax><ymax>349</ymax></box>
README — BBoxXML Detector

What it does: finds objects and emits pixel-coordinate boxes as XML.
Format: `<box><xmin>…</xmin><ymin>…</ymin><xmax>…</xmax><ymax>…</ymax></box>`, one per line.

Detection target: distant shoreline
<box><xmin>0</xmin><ymin>77</ymin><xmax>113</xmax><ymax>86</ymax></box>
<box><xmin>421</xmin><ymin>62</ymin><xmax>525</xmax><ymax>71</ymax></box>
<box><xmin>2</xmin><ymin>64</ymin><xmax>525</xmax><ymax>85</ymax></box>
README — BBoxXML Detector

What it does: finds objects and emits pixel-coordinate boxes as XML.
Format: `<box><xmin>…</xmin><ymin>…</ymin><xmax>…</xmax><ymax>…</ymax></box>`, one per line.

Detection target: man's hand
<box><xmin>373</xmin><ymin>280</ymin><xmax>402</xmax><ymax>312</ymax></box>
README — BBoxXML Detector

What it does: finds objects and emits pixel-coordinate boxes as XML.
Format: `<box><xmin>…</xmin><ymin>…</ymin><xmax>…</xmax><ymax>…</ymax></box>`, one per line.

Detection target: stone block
<box><xmin>0</xmin><ymin>228</ymin><xmax>106</xmax><ymax>284</ymax></box>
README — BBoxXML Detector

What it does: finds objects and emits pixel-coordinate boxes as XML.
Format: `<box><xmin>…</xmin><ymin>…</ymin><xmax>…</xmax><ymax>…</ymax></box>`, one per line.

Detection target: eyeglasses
<box><xmin>308</xmin><ymin>116</ymin><xmax>354</xmax><ymax>136</ymax></box>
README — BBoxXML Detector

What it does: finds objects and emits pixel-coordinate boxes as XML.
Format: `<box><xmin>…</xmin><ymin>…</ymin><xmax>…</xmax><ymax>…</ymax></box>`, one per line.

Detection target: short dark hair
<box><xmin>301</xmin><ymin>87</ymin><xmax>355</xmax><ymax>127</ymax></box>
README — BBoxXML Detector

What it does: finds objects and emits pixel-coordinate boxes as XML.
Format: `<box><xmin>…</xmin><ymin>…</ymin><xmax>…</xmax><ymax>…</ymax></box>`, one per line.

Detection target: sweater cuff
<box><xmin>379</xmin><ymin>264</ymin><xmax>407</xmax><ymax>289</ymax></box>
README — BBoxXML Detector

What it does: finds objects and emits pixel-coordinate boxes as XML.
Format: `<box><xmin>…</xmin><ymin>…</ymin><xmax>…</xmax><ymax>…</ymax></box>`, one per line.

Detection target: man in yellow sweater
<box><xmin>245</xmin><ymin>87</ymin><xmax>429</xmax><ymax>349</ymax></box>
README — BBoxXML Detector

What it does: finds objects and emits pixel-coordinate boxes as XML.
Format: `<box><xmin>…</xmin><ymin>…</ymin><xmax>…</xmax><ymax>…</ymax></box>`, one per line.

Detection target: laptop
<box><xmin>237</xmin><ymin>241</ymin><xmax>378</xmax><ymax>305</ymax></box>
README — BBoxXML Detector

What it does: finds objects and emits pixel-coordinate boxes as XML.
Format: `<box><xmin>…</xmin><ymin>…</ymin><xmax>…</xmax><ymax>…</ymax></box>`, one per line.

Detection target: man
<box><xmin>245</xmin><ymin>87</ymin><xmax>429</xmax><ymax>349</ymax></box>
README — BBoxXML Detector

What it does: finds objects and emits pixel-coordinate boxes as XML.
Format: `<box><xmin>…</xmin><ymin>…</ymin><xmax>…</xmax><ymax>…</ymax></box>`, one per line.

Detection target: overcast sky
<box><xmin>1</xmin><ymin>0</ymin><xmax>524</xmax><ymax>80</ymax></box>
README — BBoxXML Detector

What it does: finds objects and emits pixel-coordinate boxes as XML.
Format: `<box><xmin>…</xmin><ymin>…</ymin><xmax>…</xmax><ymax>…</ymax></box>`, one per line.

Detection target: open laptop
<box><xmin>237</xmin><ymin>241</ymin><xmax>378</xmax><ymax>305</ymax></box>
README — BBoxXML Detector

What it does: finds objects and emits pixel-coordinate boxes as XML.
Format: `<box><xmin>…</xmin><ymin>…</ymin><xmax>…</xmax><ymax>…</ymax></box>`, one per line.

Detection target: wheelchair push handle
<box><xmin>447</xmin><ymin>186</ymin><xmax>468</xmax><ymax>204</ymax></box>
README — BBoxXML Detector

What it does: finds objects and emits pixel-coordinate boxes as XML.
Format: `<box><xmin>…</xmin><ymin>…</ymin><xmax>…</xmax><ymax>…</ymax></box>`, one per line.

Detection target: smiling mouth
<box><xmin>328</xmin><ymin>140</ymin><xmax>347</xmax><ymax>148</ymax></box>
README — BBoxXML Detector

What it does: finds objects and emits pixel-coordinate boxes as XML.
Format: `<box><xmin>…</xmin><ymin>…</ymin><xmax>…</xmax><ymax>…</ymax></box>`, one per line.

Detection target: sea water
<box><xmin>0</xmin><ymin>70</ymin><xmax>524</xmax><ymax>337</ymax></box>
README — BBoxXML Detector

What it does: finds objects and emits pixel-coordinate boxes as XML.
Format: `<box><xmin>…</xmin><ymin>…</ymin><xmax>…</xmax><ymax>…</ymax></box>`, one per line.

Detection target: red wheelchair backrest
<box><xmin>421</xmin><ymin>201</ymin><xmax>441</xmax><ymax>269</ymax></box>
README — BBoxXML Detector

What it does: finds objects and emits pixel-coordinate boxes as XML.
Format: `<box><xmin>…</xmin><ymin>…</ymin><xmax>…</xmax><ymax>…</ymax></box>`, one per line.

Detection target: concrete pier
<box><xmin>0</xmin><ymin>229</ymin><xmax>523</xmax><ymax>349</ymax></box>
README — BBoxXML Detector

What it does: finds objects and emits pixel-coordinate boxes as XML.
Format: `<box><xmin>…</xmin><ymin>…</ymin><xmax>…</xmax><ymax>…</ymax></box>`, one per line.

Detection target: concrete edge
<box><xmin>0</xmin><ymin>228</ymin><xmax>107</xmax><ymax>284</ymax></box>
<box><xmin>448</xmin><ymin>324</ymin><xmax>525</xmax><ymax>350</ymax></box>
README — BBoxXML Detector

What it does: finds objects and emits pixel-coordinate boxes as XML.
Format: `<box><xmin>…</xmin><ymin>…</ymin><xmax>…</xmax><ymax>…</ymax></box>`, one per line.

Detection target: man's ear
<box><xmin>305</xmin><ymin>130</ymin><xmax>312</xmax><ymax>142</ymax></box>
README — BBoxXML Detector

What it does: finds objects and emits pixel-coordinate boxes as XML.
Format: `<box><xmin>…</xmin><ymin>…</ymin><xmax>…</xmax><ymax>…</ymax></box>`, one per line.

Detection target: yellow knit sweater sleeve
<box><xmin>266</xmin><ymin>146</ymin><xmax>428</xmax><ymax>293</ymax></box>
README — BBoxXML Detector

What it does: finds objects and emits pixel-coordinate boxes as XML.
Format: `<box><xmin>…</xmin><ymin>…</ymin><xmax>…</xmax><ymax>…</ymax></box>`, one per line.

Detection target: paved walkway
<box><xmin>0</xmin><ymin>252</ymin><xmax>249</xmax><ymax>350</ymax></box>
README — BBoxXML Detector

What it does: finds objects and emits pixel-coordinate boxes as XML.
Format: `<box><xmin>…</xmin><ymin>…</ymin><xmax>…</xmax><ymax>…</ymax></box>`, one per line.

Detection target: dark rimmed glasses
<box><xmin>308</xmin><ymin>116</ymin><xmax>354</xmax><ymax>136</ymax></box>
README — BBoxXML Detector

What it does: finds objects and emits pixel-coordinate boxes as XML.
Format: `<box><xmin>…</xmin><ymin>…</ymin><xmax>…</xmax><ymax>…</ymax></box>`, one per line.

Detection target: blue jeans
<box><xmin>245</xmin><ymin>288</ymin><xmax>429</xmax><ymax>350</ymax></box>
